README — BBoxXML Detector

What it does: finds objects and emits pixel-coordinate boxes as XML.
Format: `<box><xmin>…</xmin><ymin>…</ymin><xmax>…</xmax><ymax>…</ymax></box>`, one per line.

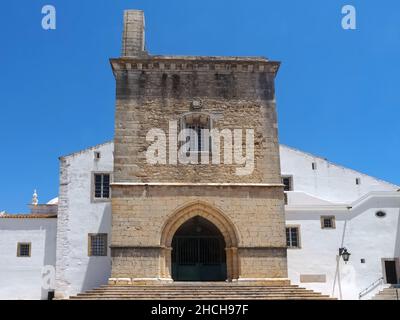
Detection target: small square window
<box><xmin>17</xmin><ymin>243</ymin><xmax>31</xmax><ymax>257</ymax></box>
<box><xmin>286</xmin><ymin>226</ymin><xmax>300</xmax><ymax>248</ymax></box>
<box><xmin>282</xmin><ymin>176</ymin><xmax>293</xmax><ymax>191</ymax></box>
<box><xmin>94</xmin><ymin>151</ymin><xmax>101</xmax><ymax>160</ymax></box>
<box><xmin>88</xmin><ymin>234</ymin><xmax>107</xmax><ymax>256</ymax></box>
<box><xmin>356</xmin><ymin>178</ymin><xmax>361</xmax><ymax>185</ymax></box>
<box><xmin>321</xmin><ymin>216</ymin><xmax>336</xmax><ymax>229</ymax></box>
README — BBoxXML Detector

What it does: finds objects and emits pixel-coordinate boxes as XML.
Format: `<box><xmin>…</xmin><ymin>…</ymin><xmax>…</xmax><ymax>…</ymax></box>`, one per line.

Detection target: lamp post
<box><xmin>339</xmin><ymin>247</ymin><xmax>351</xmax><ymax>263</ymax></box>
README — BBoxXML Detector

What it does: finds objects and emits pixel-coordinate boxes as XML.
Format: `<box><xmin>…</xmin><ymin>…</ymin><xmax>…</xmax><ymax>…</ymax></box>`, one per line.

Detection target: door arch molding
<box><xmin>160</xmin><ymin>201</ymin><xmax>239</xmax><ymax>281</ymax></box>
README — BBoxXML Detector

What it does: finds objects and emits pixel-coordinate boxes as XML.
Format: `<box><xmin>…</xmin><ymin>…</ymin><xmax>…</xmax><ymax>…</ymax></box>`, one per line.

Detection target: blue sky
<box><xmin>1</xmin><ymin>0</ymin><xmax>399</xmax><ymax>212</ymax></box>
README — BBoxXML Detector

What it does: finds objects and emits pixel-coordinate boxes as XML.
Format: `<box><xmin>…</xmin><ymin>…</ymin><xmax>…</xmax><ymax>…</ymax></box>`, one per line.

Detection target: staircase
<box><xmin>371</xmin><ymin>287</ymin><xmax>400</xmax><ymax>300</ymax></box>
<box><xmin>69</xmin><ymin>282</ymin><xmax>334</xmax><ymax>300</ymax></box>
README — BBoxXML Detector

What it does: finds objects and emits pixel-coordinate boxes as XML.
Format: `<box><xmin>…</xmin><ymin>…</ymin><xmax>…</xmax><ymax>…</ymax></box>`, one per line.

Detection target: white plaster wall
<box><xmin>280</xmin><ymin>145</ymin><xmax>398</xmax><ymax>203</ymax></box>
<box><xmin>0</xmin><ymin>218</ymin><xmax>57</xmax><ymax>300</ymax></box>
<box><xmin>55</xmin><ymin>142</ymin><xmax>113</xmax><ymax>298</ymax></box>
<box><xmin>286</xmin><ymin>194</ymin><xmax>400</xmax><ymax>300</ymax></box>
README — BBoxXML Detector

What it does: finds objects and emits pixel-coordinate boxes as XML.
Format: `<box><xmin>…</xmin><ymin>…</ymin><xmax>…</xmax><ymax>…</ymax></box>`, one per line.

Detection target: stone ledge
<box><xmin>108</xmin><ymin>278</ymin><xmax>173</xmax><ymax>286</ymax></box>
<box><xmin>108</xmin><ymin>277</ymin><xmax>291</xmax><ymax>287</ymax></box>
<box><xmin>111</xmin><ymin>182</ymin><xmax>284</xmax><ymax>187</ymax></box>
<box><xmin>110</xmin><ymin>57</ymin><xmax>280</xmax><ymax>74</ymax></box>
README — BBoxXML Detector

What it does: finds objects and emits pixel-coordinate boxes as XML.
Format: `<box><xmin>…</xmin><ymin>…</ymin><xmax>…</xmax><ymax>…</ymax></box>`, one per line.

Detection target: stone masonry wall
<box><xmin>111</xmin><ymin>58</ymin><xmax>281</xmax><ymax>184</ymax></box>
<box><xmin>110</xmin><ymin>185</ymin><xmax>287</xmax><ymax>279</ymax></box>
<box><xmin>111</xmin><ymin>186</ymin><xmax>285</xmax><ymax>248</ymax></box>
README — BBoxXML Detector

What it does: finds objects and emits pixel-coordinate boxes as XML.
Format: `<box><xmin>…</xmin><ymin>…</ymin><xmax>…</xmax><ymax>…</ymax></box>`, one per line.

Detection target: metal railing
<box><xmin>393</xmin><ymin>284</ymin><xmax>400</xmax><ymax>300</ymax></box>
<box><xmin>358</xmin><ymin>277</ymin><xmax>384</xmax><ymax>299</ymax></box>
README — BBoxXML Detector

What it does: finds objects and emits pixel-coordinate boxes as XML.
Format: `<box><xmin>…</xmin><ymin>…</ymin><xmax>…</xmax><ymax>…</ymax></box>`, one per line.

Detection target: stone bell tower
<box><xmin>109</xmin><ymin>10</ymin><xmax>288</xmax><ymax>285</ymax></box>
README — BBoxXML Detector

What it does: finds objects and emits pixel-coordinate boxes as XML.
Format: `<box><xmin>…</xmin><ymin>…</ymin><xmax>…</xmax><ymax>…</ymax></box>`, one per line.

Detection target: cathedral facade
<box><xmin>0</xmin><ymin>10</ymin><xmax>399</xmax><ymax>300</ymax></box>
<box><xmin>110</xmin><ymin>10</ymin><xmax>286</xmax><ymax>284</ymax></box>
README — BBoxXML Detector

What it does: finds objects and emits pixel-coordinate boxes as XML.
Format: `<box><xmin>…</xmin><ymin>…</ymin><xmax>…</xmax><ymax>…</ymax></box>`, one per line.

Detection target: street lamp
<box><xmin>339</xmin><ymin>247</ymin><xmax>351</xmax><ymax>263</ymax></box>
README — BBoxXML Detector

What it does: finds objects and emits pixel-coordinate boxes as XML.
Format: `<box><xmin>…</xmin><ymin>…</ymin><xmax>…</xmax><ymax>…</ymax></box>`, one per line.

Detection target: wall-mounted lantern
<box><xmin>339</xmin><ymin>247</ymin><xmax>351</xmax><ymax>263</ymax></box>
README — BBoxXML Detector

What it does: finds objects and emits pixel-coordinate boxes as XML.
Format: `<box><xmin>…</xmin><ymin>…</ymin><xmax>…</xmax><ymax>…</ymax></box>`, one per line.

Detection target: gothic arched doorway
<box><xmin>171</xmin><ymin>216</ymin><xmax>227</xmax><ymax>281</ymax></box>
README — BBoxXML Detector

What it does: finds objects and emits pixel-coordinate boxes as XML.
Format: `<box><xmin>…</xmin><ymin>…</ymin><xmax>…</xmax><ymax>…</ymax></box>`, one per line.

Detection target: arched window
<box><xmin>180</xmin><ymin>113</ymin><xmax>211</xmax><ymax>153</ymax></box>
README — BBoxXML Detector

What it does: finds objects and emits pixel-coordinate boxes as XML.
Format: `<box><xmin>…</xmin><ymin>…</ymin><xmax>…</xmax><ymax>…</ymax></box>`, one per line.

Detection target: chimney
<box><xmin>122</xmin><ymin>10</ymin><xmax>147</xmax><ymax>57</ymax></box>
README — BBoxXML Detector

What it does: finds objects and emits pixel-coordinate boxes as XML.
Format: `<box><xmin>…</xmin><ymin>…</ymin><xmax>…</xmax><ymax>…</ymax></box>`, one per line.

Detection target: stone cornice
<box><xmin>285</xmin><ymin>205</ymin><xmax>350</xmax><ymax>212</ymax></box>
<box><xmin>111</xmin><ymin>182</ymin><xmax>284</xmax><ymax>187</ymax></box>
<box><xmin>110</xmin><ymin>245</ymin><xmax>287</xmax><ymax>250</ymax></box>
<box><xmin>110</xmin><ymin>56</ymin><xmax>280</xmax><ymax>75</ymax></box>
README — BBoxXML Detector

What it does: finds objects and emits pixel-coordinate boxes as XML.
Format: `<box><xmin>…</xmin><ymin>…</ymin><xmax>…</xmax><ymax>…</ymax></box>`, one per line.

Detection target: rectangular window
<box><xmin>286</xmin><ymin>227</ymin><xmax>300</xmax><ymax>248</ymax></box>
<box><xmin>356</xmin><ymin>178</ymin><xmax>361</xmax><ymax>185</ymax></box>
<box><xmin>321</xmin><ymin>216</ymin><xmax>336</xmax><ymax>229</ymax></box>
<box><xmin>88</xmin><ymin>234</ymin><xmax>107</xmax><ymax>256</ymax></box>
<box><xmin>282</xmin><ymin>176</ymin><xmax>293</xmax><ymax>191</ymax></box>
<box><xmin>17</xmin><ymin>243</ymin><xmax>31</xmax><ymax>257</ymax></box>
<box><xmin>186</xmin><ymin>124</ymin><xmax>208</xmax><ymax>152</ymax></box>
<box><xmin>312</xmin><ymin>162</ymin><xmax>317</xmax><ymax>170</ymax></box>
<box><xmin>182</xmin><ymin>114</ymin><xmax>211</xmax><ymax>155</ymax></box>
<box><xmin>94</xmin><ymin>173</ymin><xmax>110</xmax><ymax>199</ymax></box>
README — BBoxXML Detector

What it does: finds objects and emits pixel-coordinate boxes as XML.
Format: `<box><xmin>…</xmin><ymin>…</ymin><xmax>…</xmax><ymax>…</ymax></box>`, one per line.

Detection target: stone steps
<box><xmin>87</xmin><ymin>286</ymin><xmax>307</xmax><ymax>290</ymax></box>
<box><xmin>83</xmin><ymin>289</ymin><xmax>320</xmax><ymax>295</ymax></box>
<box><xmin>76</xmin><ymin>290</ymin><xmax>326</xmax><ymax>296</ymax></box>
<box><xmin>95</xmin><ymin>285</ymin><xmax>301</xmax><ymax>290</ymax></box>
<box><xmin>75</xmin><ymin>294</ymin><xmax>327</xmax><ymax>299</ymax></box>
<box><xmin>371</xmin><ymin>287</ymin><xmax>400</xmax><ymax>300</ymax></box>
<box><xmin>70</xmin><ymin>296</ymin><xmax>330</xmax><ymax>301</ymax></box>
<box><xmin>69</xmin><ymin>283</ymin><xmax>334</xmax><ymax>300</ymax></box>
<box><xmin>83</xmin><ymin>291</ymin><xmax>318</xmax><ymax>295</ymax></box>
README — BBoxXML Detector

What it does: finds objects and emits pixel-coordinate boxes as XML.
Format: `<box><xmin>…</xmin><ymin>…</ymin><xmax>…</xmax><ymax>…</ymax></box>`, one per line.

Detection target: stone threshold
<box><xmin>108</xmin><ymin>278</ymin><xmax>291</xmax><ymax>286</ymax></box>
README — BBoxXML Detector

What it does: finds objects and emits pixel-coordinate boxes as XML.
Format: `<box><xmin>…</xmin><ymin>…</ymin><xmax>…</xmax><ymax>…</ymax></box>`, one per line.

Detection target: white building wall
<box><xmin>286</xmin><ymin>194</ymin><xmax>400</xmax><ymax>300</ymax></box>
<box><xmin>280</xmin><ymin>145</ymin><xmax>398</xmax><ymax>203</ymax></box>
<box><xmin>0</xmin><ymin>218</ymin><xmax>57</xmax><ymax>300</ymax></box>
<box><xmin>55</xmin><ymin>142</ymin><xmax>113</xmax><ymax>299</ymax></box>
<box><xmin>280</xmin><ymin>144</ymin><xmax>400</xmax><ymax>299</ymax></box>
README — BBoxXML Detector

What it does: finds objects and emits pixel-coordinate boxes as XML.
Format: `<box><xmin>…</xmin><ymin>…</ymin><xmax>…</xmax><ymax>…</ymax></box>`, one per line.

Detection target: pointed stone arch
<box><xmin>161</xmin><ymin>200</ymin><xmax>239</xmax><ymax>248</ymax></box>
<box><xmin>159</xmin><ymin>200</ymin><xmax>240</xmax><ymax>281</ymax></box>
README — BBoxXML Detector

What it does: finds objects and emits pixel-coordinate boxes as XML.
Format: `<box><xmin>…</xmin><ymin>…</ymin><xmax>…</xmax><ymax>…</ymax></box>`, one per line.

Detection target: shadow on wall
<box><xmin>80</xmin><ymin>205</ymin><xmax>112</xmax><ymax>294</ymax></box>
<box><xmin>395</xmin><ymin>208</ymin><xmax>400</xmax><ymax>259</ymax></box>
<box><xmin>331</xmin><ymin>218</ymin><xmax>348</xmax><ymax>300</ymax></box>
<box><xmin>41</xmin><ymin>221</ymin><xmax>57</xmax><ymax>300</ymax></box>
